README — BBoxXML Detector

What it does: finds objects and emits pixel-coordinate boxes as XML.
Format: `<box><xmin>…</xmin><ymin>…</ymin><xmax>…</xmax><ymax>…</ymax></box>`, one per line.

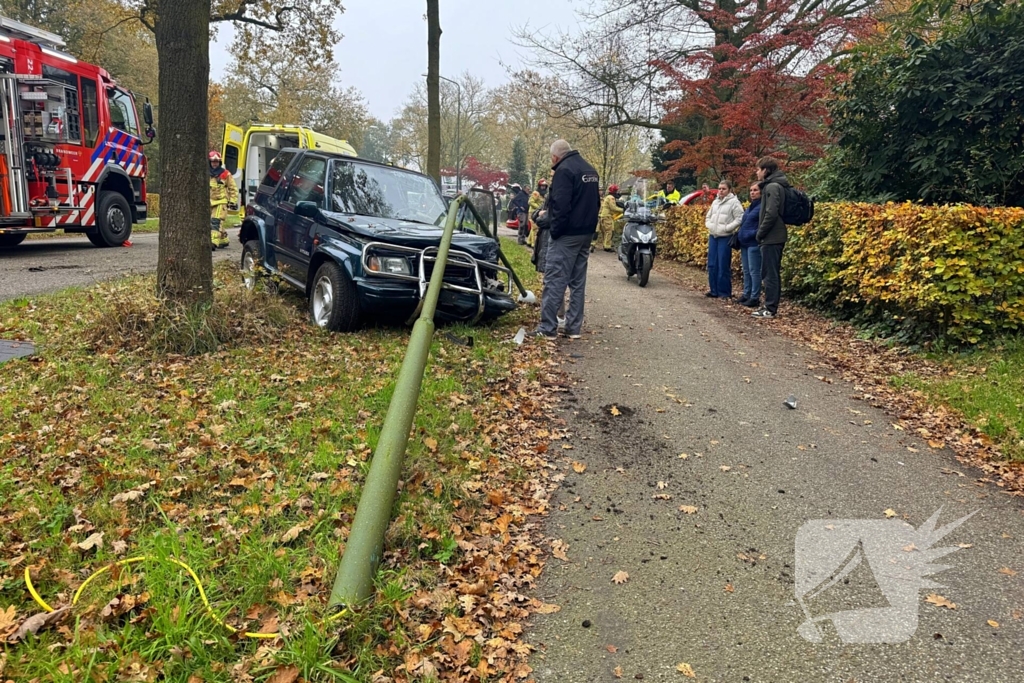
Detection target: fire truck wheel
<box><xmin>0</xmin><ymin>233</ymin><xmax>27</xmax><ymax>248</ymax></box>
<box><xmin>91</xmin><ymin>191</ymin><xmax>133</xmax><ymax>247</ymax></box>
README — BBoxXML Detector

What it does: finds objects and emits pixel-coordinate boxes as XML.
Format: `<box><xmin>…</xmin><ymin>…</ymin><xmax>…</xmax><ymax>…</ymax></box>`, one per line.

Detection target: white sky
<box><xmin>210</xmin><ymin>0</ymin><xmax>584</xmax><ymax>121</ymax></box>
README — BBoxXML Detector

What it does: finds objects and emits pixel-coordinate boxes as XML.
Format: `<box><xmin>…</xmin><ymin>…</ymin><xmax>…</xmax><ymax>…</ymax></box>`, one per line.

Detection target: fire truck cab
<box><xmin>0</xmin><ymin>16</ymin><xmax>154</xmax><ymax>248</ymax></box>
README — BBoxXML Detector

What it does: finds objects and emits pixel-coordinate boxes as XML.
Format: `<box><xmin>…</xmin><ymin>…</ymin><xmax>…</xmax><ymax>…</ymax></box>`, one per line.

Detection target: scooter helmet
<box><xmin>209</xmin><ymin>150</ymin><xmax>222</xmax><ymax>162</ymax></box>
<box><xmin>608</xmin><ymin>184</ymin><xmax>619</xmax><ymax>194</ymax></box>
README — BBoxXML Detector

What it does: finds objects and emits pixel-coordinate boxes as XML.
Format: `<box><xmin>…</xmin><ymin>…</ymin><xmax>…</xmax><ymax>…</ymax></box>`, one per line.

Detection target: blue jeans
<box><xmin>741</xmin><ymin>245</ymin><xmax>762</xmax><ymax>301</ymax></box>
<box><xmin>707</xmin><ymin>235</ymin><xmax>733</xmax><ymax>297</ymax></box>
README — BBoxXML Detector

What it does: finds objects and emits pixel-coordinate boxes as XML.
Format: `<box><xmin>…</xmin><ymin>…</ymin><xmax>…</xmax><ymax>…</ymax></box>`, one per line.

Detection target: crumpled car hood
<box><xmin>321</xmin><ymin>212</ymin><xmax>499</xmax><ymax>262</ymax></box>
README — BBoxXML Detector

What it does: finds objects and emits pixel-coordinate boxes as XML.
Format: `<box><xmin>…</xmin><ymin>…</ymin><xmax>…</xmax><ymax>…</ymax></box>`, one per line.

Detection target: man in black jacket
<box><xmin>508</xmin><ymin>184</ymin><xmax>530</xmax><ymax>244</ymax></box>
<box><xmin>535</xmin><ymin>139</ymin><xmax>600</xmax><ymax>339</ymax></box>
<box><xmin>753</xmin><ymin>156</ymin><xmax>790</xmax><ymax>319</ymax></box>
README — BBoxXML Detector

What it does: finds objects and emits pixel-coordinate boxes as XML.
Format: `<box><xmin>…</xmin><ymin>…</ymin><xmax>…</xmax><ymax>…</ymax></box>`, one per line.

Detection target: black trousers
<box><xmin>760</xmin><ymin>242</ymin><xmax>785</xmax><ymax>314</ymax></box>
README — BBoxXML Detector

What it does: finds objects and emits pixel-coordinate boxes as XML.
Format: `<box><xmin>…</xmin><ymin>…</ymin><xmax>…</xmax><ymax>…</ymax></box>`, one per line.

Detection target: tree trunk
<box><xmin>426</xmin><ymin>0</ymin><xmax>441</xmax><ymax>185</ymax></box>
<box><xmin>155</xmin><ymin>0</ymin><xmax>214</xmax><ymax>305</ymax></box>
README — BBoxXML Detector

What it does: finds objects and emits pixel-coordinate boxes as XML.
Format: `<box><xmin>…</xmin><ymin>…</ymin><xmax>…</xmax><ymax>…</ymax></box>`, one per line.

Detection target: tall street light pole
<box><xmin>438</xmin><ymin>74</ymin><xmax>462</xmax><ymax>194</ymax></box>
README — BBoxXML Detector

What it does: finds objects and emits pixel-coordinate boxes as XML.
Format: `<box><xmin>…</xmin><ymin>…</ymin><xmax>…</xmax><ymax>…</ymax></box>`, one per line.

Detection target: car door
<box><xmin>253</xmin><ymin>150</ymin><xmax>297</xmax><ymax>270</ymax></box>
<box><xmin>277</xmin><ymin>154</ymin><xmax>328</xmax><ymax>284</ymax></box>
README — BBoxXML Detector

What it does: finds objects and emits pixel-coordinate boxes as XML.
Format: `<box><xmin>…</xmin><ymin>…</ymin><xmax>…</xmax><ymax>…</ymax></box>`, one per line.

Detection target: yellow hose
<box><xmin>24</xmin><ymin>556</ymin><xmax>348</xmax><ymax>640</ymax></box>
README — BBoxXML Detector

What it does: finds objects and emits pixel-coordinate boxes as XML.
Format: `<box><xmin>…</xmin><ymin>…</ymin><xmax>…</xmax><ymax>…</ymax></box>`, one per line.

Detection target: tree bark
<box><xmin>426</xmin><ymin>0</ymin><xmax>441</xmax><ymax>185</ymax></box>
<box><xmin>156</xmin><ymin>0</ymin><xmax>214</xmax><ymax>305</ymax></box>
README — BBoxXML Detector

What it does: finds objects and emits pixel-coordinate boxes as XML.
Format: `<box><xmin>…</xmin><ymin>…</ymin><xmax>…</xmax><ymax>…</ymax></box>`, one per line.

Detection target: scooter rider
<box><xmin>209</xmin><ymin>150</ymin><xmax>238</xmax><ymax>250</ymax></box>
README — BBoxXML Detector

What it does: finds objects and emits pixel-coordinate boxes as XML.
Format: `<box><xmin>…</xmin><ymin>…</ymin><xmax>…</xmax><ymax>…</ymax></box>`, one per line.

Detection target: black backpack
<box><xmin>780</xmin><ymin>186</ymin><xmax>814</xmax><ymax>226</ymax></box>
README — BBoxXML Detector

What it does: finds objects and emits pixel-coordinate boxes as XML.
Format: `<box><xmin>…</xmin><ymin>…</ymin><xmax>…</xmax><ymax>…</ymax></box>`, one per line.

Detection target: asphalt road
<box><xmin>0</xmin><ymin>229</ymin><xmax>240</xmax><ymax>301</ymax></box>
<box><xmin>528</xmin><ymin>252</ymin><xmax>1024</xmax><ymax>682</ymax></box>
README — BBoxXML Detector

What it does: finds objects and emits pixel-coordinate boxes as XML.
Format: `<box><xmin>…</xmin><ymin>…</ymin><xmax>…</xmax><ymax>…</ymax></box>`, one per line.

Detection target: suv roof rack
<box><xmin>0</xmin><ymin>16</ymin><xmax>66</xmax><ymax>48</ymax></box>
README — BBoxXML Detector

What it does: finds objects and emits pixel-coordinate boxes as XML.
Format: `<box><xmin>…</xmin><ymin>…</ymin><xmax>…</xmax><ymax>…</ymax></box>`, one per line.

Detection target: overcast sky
<box><xmin>210</xmin><ymin>1</ymin><xmax>584</xmax><ymax>121</ymax></box>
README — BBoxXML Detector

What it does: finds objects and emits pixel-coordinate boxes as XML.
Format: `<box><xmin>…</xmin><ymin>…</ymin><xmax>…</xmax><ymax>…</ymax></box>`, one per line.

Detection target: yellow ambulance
<box><xmin>220</xmin><ymin>123</ymin><xmax>357</xmax><ymax>213</ymax></box>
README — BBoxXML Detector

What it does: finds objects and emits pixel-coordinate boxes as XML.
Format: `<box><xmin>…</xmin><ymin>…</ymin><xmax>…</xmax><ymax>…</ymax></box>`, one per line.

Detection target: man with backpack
<box><xmin>753</xmin><ymin>156</ymin><xmax>813</xmax><ymax>319</ymax></box>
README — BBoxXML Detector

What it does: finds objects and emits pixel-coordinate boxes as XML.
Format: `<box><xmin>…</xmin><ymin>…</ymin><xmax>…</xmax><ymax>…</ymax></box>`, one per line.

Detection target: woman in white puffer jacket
<box><xmin>704</xmin><ymin>179</ymin><xmax>745</xmax><ymax>298</ymax></box>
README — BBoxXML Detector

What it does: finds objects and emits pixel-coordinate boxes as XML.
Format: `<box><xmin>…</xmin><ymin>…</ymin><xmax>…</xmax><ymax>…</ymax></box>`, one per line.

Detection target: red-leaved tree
<box><xmin>518</xmin><ymin>0</ymin><xmax>878</xmax><ymax>185</ymax></box>
<box><xmin>443</xmin><ymin>156</ymin><xmax>509</xmax><ymax>191</ymax></box>
<box><xmin>659</xmin><ymin>1</ymin><xmax>875</xmax><ymax>183</ymax></box>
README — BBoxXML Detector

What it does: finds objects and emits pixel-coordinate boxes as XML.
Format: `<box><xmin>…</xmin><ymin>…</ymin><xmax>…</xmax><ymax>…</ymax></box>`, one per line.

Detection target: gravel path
<box><xmin>528</xmin><ymin>251</ymin><xmax>1024</xmax><ymax>682</ymax></box>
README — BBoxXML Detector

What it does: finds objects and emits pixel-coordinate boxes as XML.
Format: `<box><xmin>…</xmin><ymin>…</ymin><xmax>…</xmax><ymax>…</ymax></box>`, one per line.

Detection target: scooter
<box><xmin>618</xmin><ymin>195</ymin><xmax>660</xmax><ymax>287</ymax></box>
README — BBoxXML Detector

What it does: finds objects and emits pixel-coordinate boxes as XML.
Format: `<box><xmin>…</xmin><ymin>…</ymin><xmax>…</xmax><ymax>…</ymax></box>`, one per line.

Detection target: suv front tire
<box><xmin>309</xmin><ymin>261</ymin><xmax>360</xmax><ymax>332</ymax></box>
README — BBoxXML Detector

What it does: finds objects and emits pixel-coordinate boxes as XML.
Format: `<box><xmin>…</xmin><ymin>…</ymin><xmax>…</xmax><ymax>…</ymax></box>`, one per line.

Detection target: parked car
<box><xmin>238</xmin><ymin>148</ymin><xmax>517</xmax><ymax>331</ymax></box>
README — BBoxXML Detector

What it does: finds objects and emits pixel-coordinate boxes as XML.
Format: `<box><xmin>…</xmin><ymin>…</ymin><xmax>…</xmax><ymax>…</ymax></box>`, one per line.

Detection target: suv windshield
<box><xmin>330</xmin><ymin>160</ymin><xmax>448</xmax><ymax>225</ymax></box>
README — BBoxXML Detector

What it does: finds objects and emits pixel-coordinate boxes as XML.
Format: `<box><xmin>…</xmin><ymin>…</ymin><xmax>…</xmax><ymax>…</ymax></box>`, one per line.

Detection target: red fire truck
<box><xmin>0</xmin><ymin>16</ymin><xmax>154</xmax><ymax>248</ymax></box>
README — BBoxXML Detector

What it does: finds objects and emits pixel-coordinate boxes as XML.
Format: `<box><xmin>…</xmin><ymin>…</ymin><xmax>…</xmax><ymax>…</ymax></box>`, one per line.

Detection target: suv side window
<box><xmin>260</xmin><ymin>151</ymin><xmax>296</xmax><ymax>193</ymax></box>
<box><xmin>283</xmin><ymin>156</ymin><xmax>327</xmax><ymax>208</ymax></box>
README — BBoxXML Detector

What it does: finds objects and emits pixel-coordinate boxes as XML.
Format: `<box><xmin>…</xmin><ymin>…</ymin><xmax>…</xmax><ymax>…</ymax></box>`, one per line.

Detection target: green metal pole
<box><xmin>328</xmin><ymin>198</ymin><xmax>463</xmax><ymax>608</ymax></box>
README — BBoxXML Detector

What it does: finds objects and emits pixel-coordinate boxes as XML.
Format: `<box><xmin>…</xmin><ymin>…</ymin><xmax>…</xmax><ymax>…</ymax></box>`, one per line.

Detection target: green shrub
<box><xmin>661</xmin><ymin>202</ymin><xmax>1024</xmax><ymax>345</ymax></box>
<box><xmin>147</xmin><ymin>192</ymin><xmax>159</xmax><ymax>218</ymax></box>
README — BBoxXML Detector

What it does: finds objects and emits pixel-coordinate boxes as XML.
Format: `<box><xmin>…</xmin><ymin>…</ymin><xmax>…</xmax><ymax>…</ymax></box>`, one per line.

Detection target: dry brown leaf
<box><xmin>610</xmin><ymin>405</ymin><xmax>621</xmax><ymax>416</ymax></box>
<box><xmin>266</xmin><ymin>665</ymin><xmax>300</xmax><ymax>683</ymax></box>
<box><xmin>677</xmin><ymin>662</ymin><xmax>696</xmax><ymax>677</ymax></box>
<box><xmin>724</xmin><ymin>583</ymin><xmax>735</xmax><ymax>593</ymax></box>
<box><xmin>998</xmin><ymin>567</ymin><xmax>1017</xmax><ymax>576</ymax></box>
<box><xmin>657</xmin><ymin>481</ymin><xmax>668</xmax><ymax>490</ymax></box>
<box><xmin>551</xmin><ymin>540</ymin><xmax>570</xmax><ymax>562</ymax></box>
<box><xmin>614</xmin><ymin>666</ymin><xmax>624</xmax><ymax>678</ymax></box>
<box><xmin>884</xmin><ymin>508</ymin><xmax>897</xmax><ymax>518</ymax></box>
<box><xmin>903</xmin><ymin>544</ymin><xmax>917</xmax><ymax>552</ymax></box>
<box><xmin>678</xmin><ymin>453</ymin><xmax>689</xmax><ymax>459</ymax></box>
<box><xmin>280</xmin><ymin>523</ymin><xmax>306</xmax><ymax>544</ymax></box>
<box><xmin>678</xmin><ymin>505</ymin><xmax>698</xmax><ymax>515</ymax></box>
<box><xmin>612</xmin><ymin>571</ymin><xmax>629</xmax><ymax>585</ymax></box>
<box><xmin>11</xmin><ymin>605</ymin><xmax>70</xmax><ymax>642</ymax></box>
<box><xmin>987</xmin><ymin>620</ymin><xmax>999</xmax><ymax>628</ymax></box>
<box><xmin>534</xmin><ymin>602</ymin><xmax>560</xmax><ymax>614</ymax></box>
<box><xmin>605</xmin><ymin>644</ymin><xmax>618</xmax><ymax>653</ymax></box>
<box><xmin>572</xmin><ymin>461</ymin><xmax>587</xmax><ymax>474</ymax></box>
<box><xmin>925</xmin><ymin>594</ymin><xmax>956</xmax><ymax>610</ymax></box>
<box><xmin>424</xmin><ymin>437</ymin><xmax>438</xmax><ymax>452</ymax></box>
<box><xmin>719</xmin><ymin>465</ymin><xmax>732</xmax><ymax>472</ymax></box>
<box><xmin>76</xmin><ymin>532</ymin><xmax>104</xmax><ymax>552</ymax></box>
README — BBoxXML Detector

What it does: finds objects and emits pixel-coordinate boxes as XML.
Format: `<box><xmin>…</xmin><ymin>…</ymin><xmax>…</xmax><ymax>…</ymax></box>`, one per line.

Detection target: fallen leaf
<box><xmin>612</xmin><ymin>571</ymin><xmax>629</xmax><ymax>585</ymax></box>
<box><xmin>652</xmin><ymin>493</ymin><xmax>672</xmax><ymax>501</ymax></box>
<box><xmin>551</xmin><ymin>540</ymin><xmax>570</xmax><ymax>562</ymax></box>
<box><xmin>724</xmin><ymin>583</ymin><xmax>734</xmax><ymax>593</ymax></box>
<box><xmin>266</xmin><ymin>665</ymin><xmax>300</xmax><ymax>683</ymax></box>
<box><xmin>903</xmin><ymin>544</ymin><xmax>917</xmax><ymax>552</ymax></box>
<box><xmin>925</xmin><ymin>594</ymin><xmax>957</xmax><ymax>610</ymax></box>
<box><xmin>424</xmin><ymin>437</ymin><xmax>438</xmax><ymax>453</ymax></box>
<box><xmin>572</xmin><ymin>461</ymin><xmax>587</xmax><ymax>474</ymax></box>
<box><xmin>676</xmin><ymin>662</ymin><xmax>696</xmax><ymax>677</ymax></box>
<box><xmin>610</xmin><ymin>406</ymin><xmax>621</xmax><ymax>416</ymax></box>
<box><xmin>678</xmin><ymin>505</ymin><xmax>698</xmax><ymax>515</ymax></box>
<box><xmin>614</xmin><ymin>666</ymin><xmax>624</xmax><ymax>678</ymax></box>
<box><xmin>987</xmin><ymin>620</ymin><xmax>999</xmax><ymax>628</ymax></box>
<box><xmin>958</xmin><ymin>543</ymin><xmax>973</xmax><ymax>549</ymax></box>
<box><xmin>11</xmin><ymin>605</ymin><xmax>71</xmax><ymax>641</ymax></box>
<box><xmin>534</xmin><ymin>602</ymin><xmax>560</xmax><ymax>614</ymax></box>
<box><xmin>657</xmin><ymin>481</ymin><xmax>668</xmax><ymax>490</ymax></box>
<box><xmin>0</xmin><ymin>605</ymin><xmax>17</xmax><ymax>634</ymax></box>
<box><xmin>280</xmin><ymin>523</ymin><xmax>307</xmax><ymax>544</ymax></box>
<box><xmin>884</xmin><ymin>508</ymin><xmax>897</xmax><ymax>518</ymax></box>
<box><xmin>928</xmin><ymin>440</ymin><xmax>944</xmax><ymax>449</ymax></box>
<box><xmin>719</xmin><ymin>465</ymin><xmax>732</xmax><ymax>472</ymax></box>
<box><xmin>76</xmin><ymin>532</ymin><xmax>104</xmax><ymax>552</ymax></box>
<box><xmin>998</xmin><ymin>567</ymin><xmax>1017</xmax><ymax>576</ymax></box>
<box><xmin>605</xmin><ymin>644</ymin><xmax>618</xmax><ymax>653</ymax></box>
<box><xmin>678</xmin><ymin>453</ymin><xmax>689</xmax><ymax>459</ymax></box>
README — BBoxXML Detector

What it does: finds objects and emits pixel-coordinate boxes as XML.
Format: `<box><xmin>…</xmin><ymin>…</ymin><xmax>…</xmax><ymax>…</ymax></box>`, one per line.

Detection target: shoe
<box><xmin>737</xmin><ymin>297</ymin><xmax>749</xmax><ymax>305</ymax></box>
<box><xmin>751</xmin><ymin>309</ymin><xmax>776</xmax><ymax>319</ymax></box>
<box><xmin>743</xmin><ymin>299</ymin><xmax>760</xmax><ymax>308</ymax></box>
<box><xmin>533</xmin><ymin>330</ymin><xmax>558</xmax><ymax>340</ymax></box>
<box><xmin>704</xmin><ymin>292</ymin><xmax>717</xmax><ymax>298</ymax></box>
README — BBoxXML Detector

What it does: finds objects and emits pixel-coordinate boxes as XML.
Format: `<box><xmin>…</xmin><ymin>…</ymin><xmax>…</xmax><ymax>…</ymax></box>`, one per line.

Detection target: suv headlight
<box><xmin>368</xmin><ymin>255</ymin><xmax>412</xmax><ymax>275</ymax></box>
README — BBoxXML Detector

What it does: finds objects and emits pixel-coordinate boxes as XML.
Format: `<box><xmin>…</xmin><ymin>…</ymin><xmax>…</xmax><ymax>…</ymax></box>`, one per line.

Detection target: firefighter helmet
<box><xmin>608</xmin><ymin>184</ymin><xmax>619</xmax><ymax>194</ymax></box>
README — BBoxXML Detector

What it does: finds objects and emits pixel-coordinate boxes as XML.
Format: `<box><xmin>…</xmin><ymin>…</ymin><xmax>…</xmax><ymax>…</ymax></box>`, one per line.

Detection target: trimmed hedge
<box><xmin>661</xmin><ymin>203</ymin><xmax>1024</xmax><ymax>345</ymax></box>
<box><xmin>147</xmin><ymin>193</ymin><xmax>159</xmax><ymax>218</ymax></box>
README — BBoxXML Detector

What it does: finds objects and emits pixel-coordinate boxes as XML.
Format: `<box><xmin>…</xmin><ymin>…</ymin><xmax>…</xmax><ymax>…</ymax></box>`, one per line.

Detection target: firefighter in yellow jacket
<box><xmin>209</xmin><ymin>150</ymin><xmax>238</xmax><ymax>249</ymax></box>
<box><xmin>598</xmin><ymin>184</ymin><xmax>624</xmax><ymax>252</ymax></box>
<box><xmin>526</xmin><ymin>178</ymin><xmax>548</xmax><ymax>247</ymax></box>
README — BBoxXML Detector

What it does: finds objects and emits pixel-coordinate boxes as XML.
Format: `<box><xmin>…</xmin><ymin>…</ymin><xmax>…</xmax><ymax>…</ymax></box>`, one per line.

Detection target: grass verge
<box><xmin>0</xmin><ymin>240</ymin><xmax>562</xmax><ymax>682</ymax></box>
<box><xmin>894</xmin><ymin>338</ymin><xmax>1024</xmax><ymax>462</ymax></box>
